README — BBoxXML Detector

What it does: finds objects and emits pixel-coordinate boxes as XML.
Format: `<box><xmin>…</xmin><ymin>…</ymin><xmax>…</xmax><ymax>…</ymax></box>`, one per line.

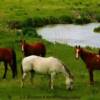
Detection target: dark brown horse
<box><xmin>75</xmin><ymin>46</ymin><xmax>100</xmax><ymax>84</ymax></box>
<box><xmin>99</xmin><ymin>49</ymin><xmax>100</xmax><ymax>55</ymax></box>
<box><xmin>0</xmin><ymin>48</ymin><xmax>17</xmax><ymax>79</ymax></box>
<box><xmin>20</xmin><ymin>40</ymin><xmax>46</xmax><ymax>57</ymax></box>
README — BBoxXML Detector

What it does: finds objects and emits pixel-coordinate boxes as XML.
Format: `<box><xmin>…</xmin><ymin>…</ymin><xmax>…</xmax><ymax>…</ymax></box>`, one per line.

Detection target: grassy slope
<box><xmin>0</xmin><ymin>31</ymin><xmax>100</xmax><ymax>100</ymax></box>
<box><xmin>0</xmin><ymin>0</ymin><xmax>100</xmax><ymax>26</ymax></box>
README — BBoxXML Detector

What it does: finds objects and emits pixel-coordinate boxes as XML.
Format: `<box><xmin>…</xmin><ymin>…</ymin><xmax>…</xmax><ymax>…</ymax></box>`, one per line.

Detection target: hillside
<box><xmin>0</xmin><ymin>0</ymin><xmax>100</xmax><ymax>28</ymax></box>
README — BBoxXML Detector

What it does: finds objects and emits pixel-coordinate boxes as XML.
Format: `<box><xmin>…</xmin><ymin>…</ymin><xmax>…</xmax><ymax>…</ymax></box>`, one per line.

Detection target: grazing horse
<box><xmin>0</xmin><ymin>48</ymin><xmax>17</xmax><ymax>79</ymax></box>
<box><xmin>21</xmin><ymin>55</ymin><xmax>74</xmax><ymax>90</ymax></box>
<box><xmin>75</xmin><ymin>46</ymin><xmax>100</xmax><ymax>84</ymax></box>
<box><xmin>20</xmin><ymin>40</ymin><xmax>46</xmax><ymax>57</ymax></box>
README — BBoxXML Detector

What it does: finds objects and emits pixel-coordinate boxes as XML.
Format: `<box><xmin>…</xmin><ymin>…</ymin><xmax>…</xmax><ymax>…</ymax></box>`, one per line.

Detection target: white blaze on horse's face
<box><xmin>22</xmin><ymin>45</ymin><xmax>24</xmax><ymax>52</ymax></box>
<box><xmin>76</xmin><ymin>48</ymin><xmax>80</xmax><ymax>59</ymax></box>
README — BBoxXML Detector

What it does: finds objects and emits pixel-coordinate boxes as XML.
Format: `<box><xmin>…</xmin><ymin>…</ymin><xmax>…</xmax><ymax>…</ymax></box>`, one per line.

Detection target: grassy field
<box><xmin>0</xmin><ymin>0</ymin><xmax>100</xmax><ymax>27</ymax></box>
<box><xmin>0</xmin><ymin>0</ymin><xmax>100</xmax><ymax>100</ymax></box>
<box><xmin>0</xmin><ymin>30</ymin><xmax>100</xmax><ymax>100</ymax></box>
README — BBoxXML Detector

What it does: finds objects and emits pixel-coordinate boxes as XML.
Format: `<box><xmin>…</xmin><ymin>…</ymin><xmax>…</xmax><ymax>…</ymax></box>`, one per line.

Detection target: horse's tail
<box><xmin>12</xmin><ymin>49</ymin><xmax>17</xmax><ymax>77</ymax></box>
<box><xmin>41</xmin><ymin>43</ymin><xmax>46</xmax><ymax>57</ymax></box>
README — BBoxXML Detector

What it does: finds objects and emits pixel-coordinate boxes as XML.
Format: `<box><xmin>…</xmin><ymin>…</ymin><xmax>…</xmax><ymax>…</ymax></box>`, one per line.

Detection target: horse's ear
<box><xmin>19</xmin><ymin>39</ymin><xmax>22</xmax><ymax>43</ymax></box>
<box><xmin>23</xmin><ymin>40</ymin><xmax>25</xmax><ymax>43</ymax></box>
<box><xmin>79</xmin><ymin>45</ymin><xmax>80</xmax><ymax>48</ymax></box>
<box><xmin>75</xmin><ymin>45</ymin><xmax>77</xmax><ymax>48</ymax></box>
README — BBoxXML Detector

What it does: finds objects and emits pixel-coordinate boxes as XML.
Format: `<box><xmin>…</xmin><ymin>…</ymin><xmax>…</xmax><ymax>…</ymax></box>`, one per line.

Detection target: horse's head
<box><xmin>19</xmin><ymin>39</ymin><xmax>25</xmax><ymax>52</ymax></box>
<box><xmin>75</xmin><ymin>45</ymin><xmax>81</xmax><ymax>59</ymax></box>
<box><xmin>65</xmin><ymin>75</ymin><xmax>74</xmax><ymax>90</ymax></box>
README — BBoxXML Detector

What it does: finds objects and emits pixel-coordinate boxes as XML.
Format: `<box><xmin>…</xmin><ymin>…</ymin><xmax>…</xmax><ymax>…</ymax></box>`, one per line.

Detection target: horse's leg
<box><xmin>48</xmin><ymin>75</ymin><xmax>51</xmax><ymax>88</ymax></box>
<box><xmin>88</xmin><ymin>69</ymin><xmax>94</xmax><ymax>85</ymax></box>
<box><xmin>3</xmin><ymin>61</ymin><xmax>7</xmax><ymax>79</ymax></box>
<box><xmin>9</xmin><ymin>62</ymin><xmax>16</xmax><ymax>79</ymax></box>
<box><xmin>30</xmin><ymin>70</ymin><xmax>35</xmax><ymax>85</ymax></box>
<box><xmin>21</xmin><ymin>72</ymin><xmax>27</xmax><ymax>88</ymax></box>
<box><xmin>50</xmin><ymin>72</ymin><xmax>56</xmax><ymax>90</ymax></box>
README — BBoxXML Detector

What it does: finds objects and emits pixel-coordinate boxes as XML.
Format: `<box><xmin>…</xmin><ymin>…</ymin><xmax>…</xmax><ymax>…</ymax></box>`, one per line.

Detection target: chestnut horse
<box><xmin>20</xmin><ymin>40</ymin><xmax>46</xmax><ymax>57</ymax></box>
<box><xmin>75</xmin><ymin>46</ymin><xmax>100</xmax><ymax>84</ymax></box>
<box><xmin>0</xmin><ymin>48</ymin><xmax>17</xmax><ymax>79</ymax></box>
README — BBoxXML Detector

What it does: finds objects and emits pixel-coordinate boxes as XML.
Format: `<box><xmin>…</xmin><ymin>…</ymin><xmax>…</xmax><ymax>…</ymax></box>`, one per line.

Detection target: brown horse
<box><xmin>0</xmin><ymin>48</ymin><xmax>17</xmax><ymax>79</ymax></box>
<box><xmin>99</xmin><ymin>49</ymin><xmax>100</xmax><ymax>55</ymax></box>
<box><xmin>75</xmin><ymin>46</ymin><xmax>100</xmax><ymax>84</ymax></box>
<box><xmin>20</xmin><ymin>40</ymin><xmax>46</xmax><ymax>57</ymax></box>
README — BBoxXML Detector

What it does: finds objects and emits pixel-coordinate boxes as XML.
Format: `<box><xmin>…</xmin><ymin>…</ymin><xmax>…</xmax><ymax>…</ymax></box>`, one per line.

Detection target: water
<box><xmin>37</xmin><ymin>23</ymin><xmax>100</xmax><ymax>48</ymax></box>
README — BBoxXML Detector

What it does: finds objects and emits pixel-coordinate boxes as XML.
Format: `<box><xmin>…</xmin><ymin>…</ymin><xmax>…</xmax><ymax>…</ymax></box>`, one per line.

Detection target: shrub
<box><xmin>22</xmin><ymin>18</ymin><xmax>35</xmax><ymax>28</ymax></box>
<box><xmin>8</xmin><ymin>20</ymin><xmax>22</xmax><ymax>29</ymax></box>
<box><xmin>94</xmin><ymin>26</ymin><xmax>100</xmax><ymax>33</ymax></box>
<box><xmin>22</xmin><ymin>27</ymin><xmax>41</xmax><ymax>38</ymax></box>
<box><xmin>59</xmin><ymin>15</ymin><xmax>73</xmax><ymax>24</ymax></box>
<box><xmin>75</xmin><ymin>16</ymin><xmax>91</xmax><ymax>24</ymax></box>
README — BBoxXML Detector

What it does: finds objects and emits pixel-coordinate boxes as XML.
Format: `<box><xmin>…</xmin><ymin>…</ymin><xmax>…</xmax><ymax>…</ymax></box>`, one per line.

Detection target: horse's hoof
<box><xmin>50</xmin><ymin>87</ymin><xmax>54</xmax><ymax>90</ymax></box>
<box><xmin>68</xmin><ymin>88</ymin><xmax>72</xmax><ymax>91</ymax></box>
<box><xmin>21</xmin><ymin>85</ymin><xmax>23</xmax><ymax>88</ymax></box>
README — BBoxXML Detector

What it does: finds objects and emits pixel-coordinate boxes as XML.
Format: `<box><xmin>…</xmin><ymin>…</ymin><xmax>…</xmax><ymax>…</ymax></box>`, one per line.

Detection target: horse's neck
<box><xmin>24</xmin><ymin>43</ymin><xmax>31</xmax><ymax>49</ymax></box>
<box><xmin>63</xmin><ymin>64</ymin><xmax>72</xmax><ymax>78</ymax></box>
<box><xmin>80</xmin><ymin>49</ymin><xmax>92</xmax><ymax>62</ymax></box>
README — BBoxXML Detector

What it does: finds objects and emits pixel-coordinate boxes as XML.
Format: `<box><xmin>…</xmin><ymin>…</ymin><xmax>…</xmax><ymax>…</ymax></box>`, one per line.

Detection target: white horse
<box><xmin>21</xmin><ymin>55</ymin><xmax>74</xmax><ymax>90</ymax></box>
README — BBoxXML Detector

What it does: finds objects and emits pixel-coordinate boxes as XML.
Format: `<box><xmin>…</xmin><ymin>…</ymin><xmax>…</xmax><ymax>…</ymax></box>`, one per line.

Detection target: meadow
<box><xmin>0</xmin><ymin>0</ymin><xmax>100</xmax><ymax>100</ymax></box>
<box><xmin>0</xmin><ymin>0</ymin><xmax>100</xmax><ymax>27</ymax></box>
<box><xmin>0</xmin><ymin>29</ymin><xmax>100</xmax><ymax>100</ymax></box>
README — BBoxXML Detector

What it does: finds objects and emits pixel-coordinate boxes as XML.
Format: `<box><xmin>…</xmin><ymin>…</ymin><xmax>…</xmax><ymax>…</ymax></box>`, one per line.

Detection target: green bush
<box><xmin>59</xmin><ymin>15</ymin><xmax>73</xmax><ymax>24</ymax></box>
<box><xmin>22</xmin><ymin>27</ymin><xmax>41</xmax><ymax>38</ymax></box>
<box><xmin>22</xmin><ymin>18</ymin><xmax>35</xmax><ymax>28</ymax></box>
<box><xmin>94</xmin><ymin>26</ymin><xmax>100</xmax><ymax>33</ymax></box>
<box><xmin>74</xmin><ymin>16</ymin><xmax>91</xmax><ymax>24</ymax></box>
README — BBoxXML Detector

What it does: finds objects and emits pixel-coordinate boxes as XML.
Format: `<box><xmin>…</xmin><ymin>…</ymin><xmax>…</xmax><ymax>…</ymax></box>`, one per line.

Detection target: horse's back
<box><xmin>22</xmin><ymin>55</ymin><xmax>38</xmax><ymax>71</ymax></box>
<box><xmin>32</xmin><ymin>42</ymin><xmax>46</xmax><ymax>56</ymax></box>
<box><xmin>34</xmin><ymin>56</ymin><xmax>64</xmax><ymax>73</ymax></box>
<box><xmin>22</xmin><ymin>55</ymin><xmax>38</xmax><ymax>66</ymax></box>
<box><xmin>0</xmin><ymin>48</ymin><xmax>13</xmax><ymax>60</ymax></box>
<box><xmin>47</xmin><ymin>57</ymin><xmax>64</xmax><ymax>70</ymax></box>
<box><xmin>23</xmin><ymin>42</ymin><xmax>46</xmax><ymax>57</ymax></box>
<box><xmin>22</xmin><ymin>56</ymin><xmax>64</xmax><ymax>73</ymax></box>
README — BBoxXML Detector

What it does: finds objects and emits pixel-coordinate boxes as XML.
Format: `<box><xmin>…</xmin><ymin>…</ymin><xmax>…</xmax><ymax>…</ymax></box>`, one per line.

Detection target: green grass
<box><xmin>0</xmin><ymin>0</ymin><xmax>100</xmax><ymax>27</ymax></box>
<box><xmin>0</xmin><ymin>29</ymin><xmax>100</xmax><ymax>100</ymax></box>
<box><xmin>0</xmin><ymin>0</ymin><xmax>100</xmax><ymax>99</ymax></box>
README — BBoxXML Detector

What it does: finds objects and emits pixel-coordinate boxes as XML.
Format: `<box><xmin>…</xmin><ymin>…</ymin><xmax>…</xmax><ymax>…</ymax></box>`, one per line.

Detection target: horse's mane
<box><xmin>24</xmin><ymin>42</ymin><xmax>32</xmax><ymax>49</ymax></box>
<box><xmin>81</xmin><ymin>48</ymin><xmax>96</xmax><ymax>56</ymax></box>
<box><xmin>63</xmin><ymin>64</ymin><xmax>73</xmax><ymax>78</ymax></box>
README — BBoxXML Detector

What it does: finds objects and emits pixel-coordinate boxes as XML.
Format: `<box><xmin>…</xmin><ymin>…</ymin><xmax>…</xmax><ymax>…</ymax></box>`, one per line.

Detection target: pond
<box><xmin>37</xmin><ymin>23</ymin><xmax>100</xmax><ymax>48</ymax></box>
